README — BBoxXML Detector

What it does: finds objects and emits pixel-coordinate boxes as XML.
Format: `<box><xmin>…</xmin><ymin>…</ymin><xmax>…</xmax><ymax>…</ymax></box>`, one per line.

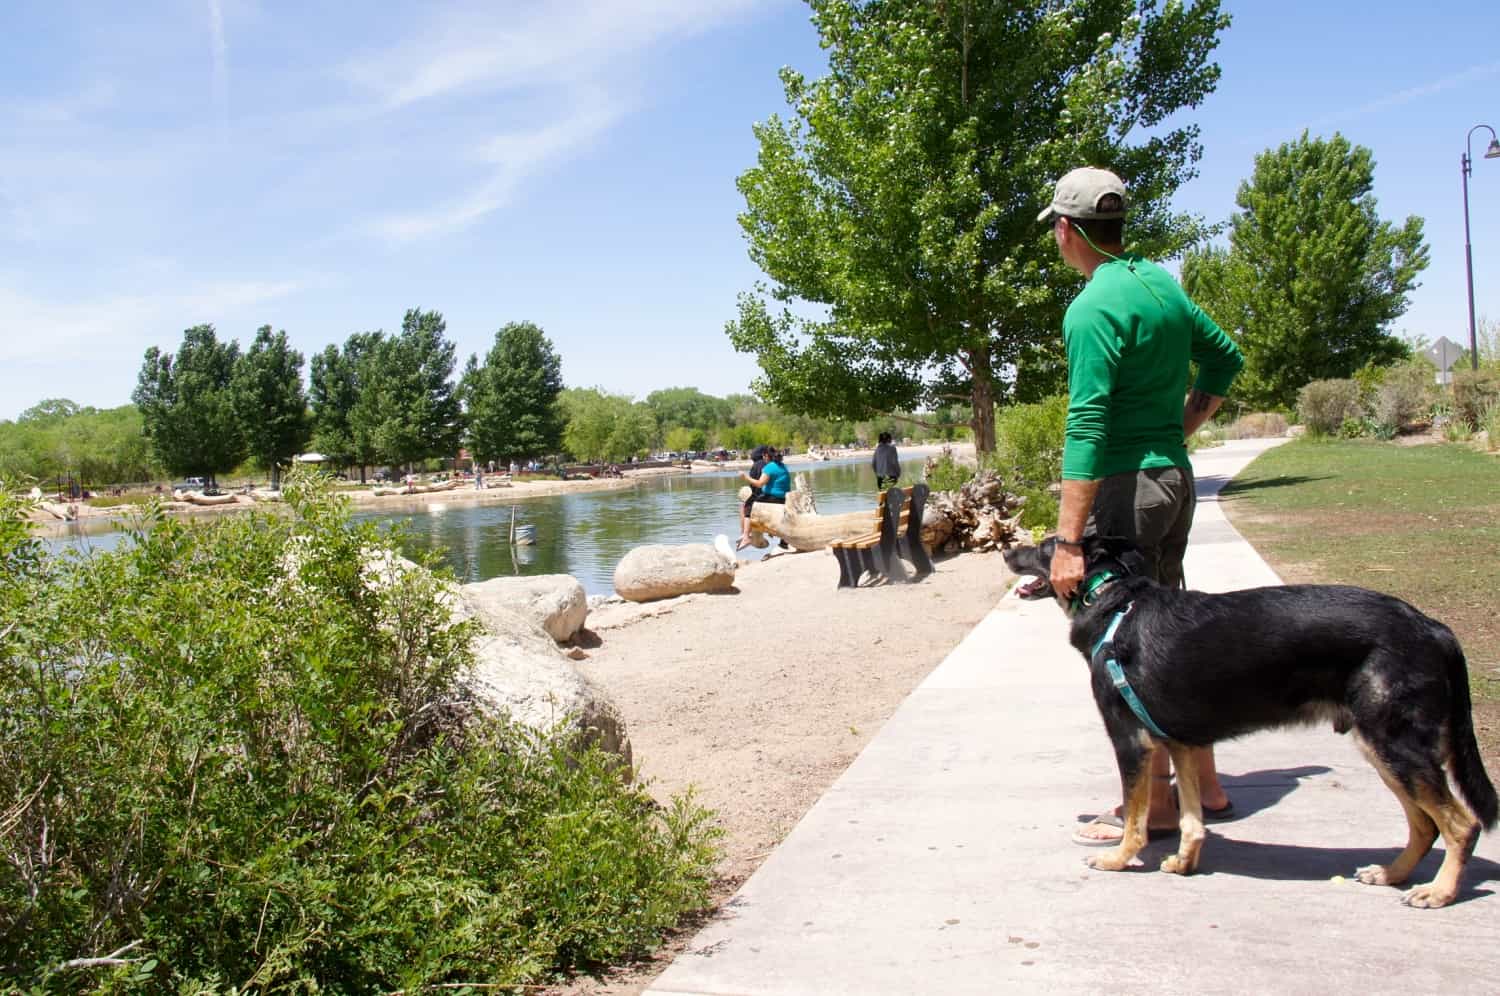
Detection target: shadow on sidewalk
<box><xmin>1182</xmin><ymin>838</ymin><xmax>1500</xmax><ymax>905</ymax></box>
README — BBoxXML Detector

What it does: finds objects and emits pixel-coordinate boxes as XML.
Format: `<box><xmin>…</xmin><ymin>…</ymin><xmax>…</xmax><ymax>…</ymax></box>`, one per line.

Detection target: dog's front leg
<box><xmin>1161</xmin><ymin>743</ymin><xmax>1207</xmax><ymax>875</ymax></box>
<box><xmin>1087</xmin><ymin>736</ymin><xmax>1154</xmax><ymax>872</ymax></box>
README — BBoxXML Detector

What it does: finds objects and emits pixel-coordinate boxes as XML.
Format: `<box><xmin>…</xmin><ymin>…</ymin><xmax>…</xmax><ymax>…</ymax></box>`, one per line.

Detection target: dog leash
<box><xmin>1090</xmin><ymin>603</ymin><xmax>1170</xmax><ymax>739</ymax></box>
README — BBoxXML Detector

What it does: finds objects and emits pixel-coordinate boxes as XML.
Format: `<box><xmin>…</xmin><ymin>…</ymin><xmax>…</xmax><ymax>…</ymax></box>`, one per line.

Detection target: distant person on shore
<box><xmin>872</xmin><ymin>431</ymin><xmax>901</xmax><ymax>490</ymax></box>
<box><xmin>737</xmin><ymin>446</ymin><xmax>791</xmax><ymax>550</ymax></box>
<box><xmin>475</xmin><ymin>467</ymin><xmax>484</xmax><ymax>490</ymax></box>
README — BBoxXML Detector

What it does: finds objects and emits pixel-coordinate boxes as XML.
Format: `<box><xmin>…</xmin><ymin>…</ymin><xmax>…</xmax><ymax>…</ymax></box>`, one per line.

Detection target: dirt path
<box><xmin>552</xmin><ymin>547</ymin><xmax>1012</xmax><ymax>994</ymax></box>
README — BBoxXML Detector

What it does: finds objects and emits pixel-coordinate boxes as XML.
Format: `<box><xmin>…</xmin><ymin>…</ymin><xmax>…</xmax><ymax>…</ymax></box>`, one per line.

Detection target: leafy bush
<box><xmin>1481</xmin><ymin>402</ymin><xmax>1500</xmax><ymax>451</ymax></box>
<box><xmin>0</xmin><ymin>474</ymin><xmax>718</xmax><ymax>991</ymax></box>
<box><xmin>1452</xmin><ymin>368</ymin><xmax>1500</xmax><ymax>429</ymax></box>
<box><xmin>1370</xmin><ymin>361</ymin><xmax>1436</xmax><ymax>435</ymax></box>
<box><xmin>1338</xmin><ymin>417</ymin><xmax>1368</xmax><ymax>439</ymax></box>
<box><xmin>922</xmin><ymin>446</ymin><xmax>976</xmax><ymax>492</ymax></box>
<box><xmin>1295</xmin><ymin>379</ymin><xmax>1364</xmax><ymax>436</ymax></box>
<box><xmin>985</xmin><ymin>396</ymin><xmax>1067</xmax><ymax>528</ymax></box>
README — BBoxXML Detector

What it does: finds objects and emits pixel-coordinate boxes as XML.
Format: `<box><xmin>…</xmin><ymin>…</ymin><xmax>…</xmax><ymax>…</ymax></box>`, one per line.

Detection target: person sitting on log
<box><xmin>736</xmin><ymin>446</ymin><xmax>790</xmax><ymax>550</ymax></box>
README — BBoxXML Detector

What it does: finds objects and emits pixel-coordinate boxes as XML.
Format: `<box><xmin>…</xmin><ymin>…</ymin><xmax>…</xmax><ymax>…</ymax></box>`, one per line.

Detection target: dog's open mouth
<box><xmin>1014</xmin><ymin>575</ymin><xmax>1052</xmax><ymax>600</ymax></box>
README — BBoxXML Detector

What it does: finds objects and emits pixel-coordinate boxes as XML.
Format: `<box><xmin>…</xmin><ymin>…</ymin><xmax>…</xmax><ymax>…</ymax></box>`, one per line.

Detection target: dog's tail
<box><xmin>1446</xmin><ymin>635</ymin><xmax>1498</xmax><ymax>830</ymax></box>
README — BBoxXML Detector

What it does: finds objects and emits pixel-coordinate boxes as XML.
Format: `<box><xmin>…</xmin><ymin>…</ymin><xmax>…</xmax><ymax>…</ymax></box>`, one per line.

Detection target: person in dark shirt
<box><xmin>737</xmin><ymin>446</ymin><xmax>791</xmax><ymax>550</ymax></box>
<box><xmin>735</xmin><ymin>445</ymin><xmax>768</xmax><ymax>549</ymax></box>
<box><xmin>872</xmin><ymin>431</ymin><xmax>901</xmax><ymax>490</ymax></box>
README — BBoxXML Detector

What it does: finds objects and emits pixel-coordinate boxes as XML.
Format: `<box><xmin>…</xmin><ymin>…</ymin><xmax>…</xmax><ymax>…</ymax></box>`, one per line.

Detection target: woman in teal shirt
<box><xmin>736</xmin><ymin>447</ymin><xmax>791</xmax><ymax>549</ymax></box>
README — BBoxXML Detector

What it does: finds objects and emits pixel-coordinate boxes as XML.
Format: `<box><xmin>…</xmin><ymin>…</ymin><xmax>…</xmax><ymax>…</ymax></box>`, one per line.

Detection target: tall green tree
<box><xmin>560</xmin><ymin>389</ymin><xmax>656</xmax><ymax>463</ymax></box>
<box><xmin>644</xmin><ymin>388</ymin><xmax>733</xmax><ymax>434</ymax></box>
<box><xmin>460</xmin><ymin>321</ymin><xmax>565</xmax><ymax>468</ymax></box>
<box><xmin>348</xmin><ymin>310</ymin><xmax>462</xmax><ymax>471</ymax></box>
<box><xmin>1182</xmin><ymin>131</ymin><xmax>1429</xmax><ymax>410</ymax></box>
<box><xmin>231</xmin><ymin>326</ymin><xmax>311</xmax><ymax>489</ymax></box>
<box><xmin>133</xmin><ymin>325</ymin><xmax>246</xmax><ymax>485</ymax></box>
<box><xmin>309</xmin><ymin>332</ymin><xmax>382</xmax><ymax>478</ymax></box>
<box><xmin>727</xmin><ymin>0</ymin><xmax>1229</xmax><ymax>451</ymax></box>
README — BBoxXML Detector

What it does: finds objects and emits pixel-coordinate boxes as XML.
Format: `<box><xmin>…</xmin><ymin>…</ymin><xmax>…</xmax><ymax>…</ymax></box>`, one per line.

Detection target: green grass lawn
<box><xmin>1219</xmin><ymin>437</ymin><xmax>1500</xmax><ymax>765</ymax></box>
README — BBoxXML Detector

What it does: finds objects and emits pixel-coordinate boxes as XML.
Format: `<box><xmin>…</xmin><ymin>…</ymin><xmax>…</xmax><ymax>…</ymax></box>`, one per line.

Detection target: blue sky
<box><xmin>3</xmin><ymin>0</ymin><xmax>1498</xmax><ymax>421</ymax></box>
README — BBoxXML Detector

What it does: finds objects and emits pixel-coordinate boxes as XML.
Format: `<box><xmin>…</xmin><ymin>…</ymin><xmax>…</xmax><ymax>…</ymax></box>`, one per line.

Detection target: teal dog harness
<box><xmin>1090</xmin><ymin>603</ymin><xmax>1169</xmax><ymax>739</ymax></box>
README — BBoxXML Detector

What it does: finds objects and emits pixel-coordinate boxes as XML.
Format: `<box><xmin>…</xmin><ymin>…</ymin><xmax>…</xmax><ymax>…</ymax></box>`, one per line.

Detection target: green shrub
<box><xmin>1481</xmin><ymin>402</ymin><xmax>1500</xmax><ymax>451</ymax></box>
<box><xmin>1370</xmin><ymin>361</ymin><xmax>1436</xmax><ymax>435</ymax></box>
<box><xmin>1295</xmin><ymin>379</ymin><xmax>1364</xmax><ymax>436</ymax></box>
<box><xmin>1338</xmin><ymin>416</ymin><xmax>1368</xmax><ymax>439</ymax></box>
<box><xmin>0</xmin><ymin>474</ymin><xmax>718</xmax><ymax>991</ymax></box>
<box><xmin>1452</xmin><ymin>368</ymin><xmax>1500</xmax><ymax>429</ymax></box>
<box><xmin>922</xmin><ymin>446</ymin><xmax>976</xmax><ymax>492</ymax></box>
<box><xmin>985</xmin><ymin>396</ymin><xmax>1067</xmax><ymax>529</ymax></box>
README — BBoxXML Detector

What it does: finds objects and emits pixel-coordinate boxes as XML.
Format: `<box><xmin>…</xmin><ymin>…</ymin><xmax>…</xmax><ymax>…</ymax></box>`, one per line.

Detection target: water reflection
<box><xmin>354</xmin><ymin>455</ymin><xmax>930</xmax><ymax>594</ymax></box>
<box><xmin>49</xmin><ymin>454</ymin><xmax>936</xmax><ymax>596</ymax></box>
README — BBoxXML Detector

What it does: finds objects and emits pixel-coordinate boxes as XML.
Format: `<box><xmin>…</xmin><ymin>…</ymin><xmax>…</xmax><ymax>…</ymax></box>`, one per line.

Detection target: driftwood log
<box><xmin>744</xmin><ymin>474</ymin><xmax>953</xmax><ymax>552</ymax></box>
<box><xmin>925</xmin><ymin>469</ymin><xmax>1026</xmax><ymax>553</ymax></box>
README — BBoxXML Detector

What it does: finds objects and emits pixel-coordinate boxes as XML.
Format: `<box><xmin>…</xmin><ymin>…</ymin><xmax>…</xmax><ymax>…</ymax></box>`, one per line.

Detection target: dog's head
<box><xmin>1003</xmin><ymin>535</ymin><xmax>1150</xmax><ymax>602</ymax></box>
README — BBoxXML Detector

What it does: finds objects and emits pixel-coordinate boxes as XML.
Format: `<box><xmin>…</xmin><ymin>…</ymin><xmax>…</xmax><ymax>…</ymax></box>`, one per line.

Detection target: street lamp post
<box><xmin>1461</xmin><ymin>124</ymin><xmax>1500</xmax><ymax>372</ymax></box>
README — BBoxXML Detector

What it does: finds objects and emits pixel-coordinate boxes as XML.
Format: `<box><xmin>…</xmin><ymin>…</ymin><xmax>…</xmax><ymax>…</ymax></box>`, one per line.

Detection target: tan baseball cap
<box><xmin>1037</xmin><ymin>167</ymin><xmax>1128</xmax><ymax>223</ymax></box>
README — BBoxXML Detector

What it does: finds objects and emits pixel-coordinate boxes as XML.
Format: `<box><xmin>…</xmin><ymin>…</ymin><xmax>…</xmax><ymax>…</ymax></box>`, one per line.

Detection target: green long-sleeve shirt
<box><xmin>1061</xmin><ymin>255</ymin><xmax>1243</xmax><ymax>481</ymax></box>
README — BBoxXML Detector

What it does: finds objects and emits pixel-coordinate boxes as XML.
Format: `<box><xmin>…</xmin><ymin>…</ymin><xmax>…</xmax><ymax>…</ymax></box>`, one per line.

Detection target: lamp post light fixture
<box><xmin>1462</xmin><ymin>124</ymin><xmax>1500</xmax><ymax>372</ymax></box>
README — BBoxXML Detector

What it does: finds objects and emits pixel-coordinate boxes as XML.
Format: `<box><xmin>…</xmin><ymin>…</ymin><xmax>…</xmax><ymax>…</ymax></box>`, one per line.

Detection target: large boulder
<box><xmin>462</xmin><ymin>574</ymin><xmax>588</xmax><ymax>643</ymax></box>
<box><xmin>458</xmin><ymin>600</ymin><xmax>632</xmax><ymax>766</ymax></box>
<box><xmin>613</xmin><ymin>543</ymin><xmax>736</xmax><ymax>603</ymax></box>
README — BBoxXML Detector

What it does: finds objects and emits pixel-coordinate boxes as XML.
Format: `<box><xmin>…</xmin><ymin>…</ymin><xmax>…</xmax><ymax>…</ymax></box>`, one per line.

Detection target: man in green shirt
<box><xmin>1039</xmin><ymin>166</ymin><xmax>1245</xmax><ymax>846</ymax></box>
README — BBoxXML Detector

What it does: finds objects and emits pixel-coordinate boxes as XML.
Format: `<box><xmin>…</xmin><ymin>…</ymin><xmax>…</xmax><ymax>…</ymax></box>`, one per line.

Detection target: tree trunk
<box><xmin>969</xmin><ymin>345</ymin><xmax>996</xmax><ymax>454</ymax></box>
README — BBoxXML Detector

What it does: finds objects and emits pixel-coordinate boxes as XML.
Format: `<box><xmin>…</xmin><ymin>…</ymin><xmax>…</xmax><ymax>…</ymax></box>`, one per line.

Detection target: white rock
<box><xmin>613</xmin><ymin>543</ymin><xmax>737</xmax><ymax>603</ymax></box>
<box><xmin>462</xmin><ymin>574</ymin><xmax>588</xmax><ymax>643</ymax></box>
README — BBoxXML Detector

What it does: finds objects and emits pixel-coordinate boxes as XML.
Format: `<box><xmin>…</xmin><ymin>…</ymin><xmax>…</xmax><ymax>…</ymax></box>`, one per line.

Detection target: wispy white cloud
<box><xmin>341</xmin><ymin>0</ymin><xmax>760</xmax><ymax>110</ymax></box>
<box><xmin>1302</xmin><ymin>61</ymin><xmax>1500</xmax><ymax>132</ymax></box>
<box><xmin>369</xmin><ymin>96</ymin><xmax>626</xmax><ymax>243</ymax></box>
<box><xmin>2</xmin><ymin>80</ymin><xmax>117</xmax><ymax>124</ymax></box>
<box><xmin>209</xmin><ymin>0</ymin><xmax>229</xmax><ymax>146</ymax></box>
<box><xmin>0</xmin><ymin>277</ymin><xmax>304</xmax><ymax>365</ymax></box>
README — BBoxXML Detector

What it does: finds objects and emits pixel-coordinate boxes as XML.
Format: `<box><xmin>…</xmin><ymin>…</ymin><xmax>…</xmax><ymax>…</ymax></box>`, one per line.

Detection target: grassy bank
<box><xmin>1219</xmin><ymin>438</ymin><xmax>1500</xmax><ymax>765</ymax></box>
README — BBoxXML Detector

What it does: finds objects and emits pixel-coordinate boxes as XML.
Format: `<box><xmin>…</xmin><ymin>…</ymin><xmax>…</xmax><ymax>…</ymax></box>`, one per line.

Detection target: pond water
<box><xmin>48</xmin><ymin>455</ymin><xmax>935</xmax><ymax>596</ymax></box>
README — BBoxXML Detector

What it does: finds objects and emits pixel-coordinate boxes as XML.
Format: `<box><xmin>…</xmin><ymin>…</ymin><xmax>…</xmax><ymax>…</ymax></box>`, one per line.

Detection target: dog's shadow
<box><xmin>1159</xmin><ymin>839</ymin><xmax>1500</xmax><ymax>907</ymax></box>
<box><xmin>1134</xmin><ymin>766</ymin><xmax>1500</xmax><ymax>905</ymax></box>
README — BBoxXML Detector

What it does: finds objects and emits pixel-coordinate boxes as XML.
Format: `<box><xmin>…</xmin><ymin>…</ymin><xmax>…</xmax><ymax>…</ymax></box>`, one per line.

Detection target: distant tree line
<box><xmin>1</xmin><ymin>308</ymin><xmax>977</xmax><ymax>491</ymax></box>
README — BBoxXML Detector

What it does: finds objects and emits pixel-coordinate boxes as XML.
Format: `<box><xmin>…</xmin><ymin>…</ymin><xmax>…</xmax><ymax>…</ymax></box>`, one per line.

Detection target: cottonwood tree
<box><xmin>348</xmin><ymin>310</ymin><xmax>462</xmax><ymax>472</ymax></box>
<box><xmin>232</xmin><ymin>326</ymin><xmax>311</xmax><ymax>489</ymax></box>
<box><xmin>1182</xmin><ymin>131</ymin><xmax>1429</xmax><ymax>410</ymax></box>
<box><xmin>560</xmin><ymin>389</ymin><xmax>656</xmax><ymax>463</ymax></box>
<box><xmin>728</xmin><ymin>0</ymin><xmax>1229</xmax><ymax>451</ymax></box>
<box><xmin>460</xmin><ymin>321</ymin><xmax>565</xmax><ymax>469</ymax></box>
<box><xmin>310</xmin><ymin>332</ymin><xmax>383</xmax><ymax>480</ymax></box>
<box><xmin>134</xmin><ymin>325</ymin><xmax>246</xmax><ymax>485</ymax></box>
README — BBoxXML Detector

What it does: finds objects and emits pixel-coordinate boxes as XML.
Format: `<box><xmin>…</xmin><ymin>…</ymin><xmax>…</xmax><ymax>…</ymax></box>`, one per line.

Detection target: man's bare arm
<box><xmin>1183</xmin><ymin>389</ymin><xmax>1224</xmax><ymax>438</ymax></box>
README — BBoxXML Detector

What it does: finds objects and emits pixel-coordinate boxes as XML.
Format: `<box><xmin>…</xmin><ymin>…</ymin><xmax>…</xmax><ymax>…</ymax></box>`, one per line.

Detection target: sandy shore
<box><xmin>552</xmin><ymin>544</ymin><xmax>1011</xmax><ymax>994</ymax></box>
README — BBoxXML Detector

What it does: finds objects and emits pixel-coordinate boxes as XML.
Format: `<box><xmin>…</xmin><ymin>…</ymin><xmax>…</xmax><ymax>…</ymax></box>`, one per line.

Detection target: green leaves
<box><xmin>460</xmin><ymin>321</ymin><xmax>566</xmax><ymax>466</ymax></box>
<box><xmin>231</xmin><ymin>326</ymin><xmax>311</xmax><ymax>489</ymax></box>
<box><xmin>0</xmin><ymin>473</ymin><xmax>718</xmax><ymax>989</ymax></box>
<box><xmin>132</xmin><ymin>324</ymin><xmax>247</xmax><ymax>484</ymax></box>
<box><xmin>730</xmin><ymin>0</ymin><xmax>1229</xmax><ymax>448</ymax></box>
<box><xmin>1183</xmin><ymin>131</ymin><xmax>1429</xmax><ymax>410</ymax></box>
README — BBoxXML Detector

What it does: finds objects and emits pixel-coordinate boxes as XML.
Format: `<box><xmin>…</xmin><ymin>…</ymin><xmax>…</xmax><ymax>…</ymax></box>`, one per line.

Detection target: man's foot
<box><xmin>1072</xmin><ymin>813</ymin><xmax>1179</xmax><ymax>847</ymax></box>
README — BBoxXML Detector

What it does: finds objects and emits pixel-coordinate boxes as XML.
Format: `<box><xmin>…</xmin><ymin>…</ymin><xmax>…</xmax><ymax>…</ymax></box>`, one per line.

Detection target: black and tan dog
<box><xmin>1003</xmin><ymin>535</ymin><xmax>1498</xmax><ymax>908</ymax></box>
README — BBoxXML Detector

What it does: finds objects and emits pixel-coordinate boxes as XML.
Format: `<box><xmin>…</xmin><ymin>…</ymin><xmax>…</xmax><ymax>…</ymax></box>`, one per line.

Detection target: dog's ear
<box><xmin>1086</xmin><ymin>534</ymin><xmax>1148</xmax><ymax>575</ymax></box>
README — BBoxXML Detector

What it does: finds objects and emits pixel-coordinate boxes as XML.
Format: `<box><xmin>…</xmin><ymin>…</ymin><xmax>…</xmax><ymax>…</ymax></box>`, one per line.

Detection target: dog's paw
<box><xmin>1355</xmin><ymin>863</ymin><xmax>1400</xmax><ymax>887</ymax></box>
<box><xmin>1084</xmin><ymin>850</ymin><xmax>1132</xmax><ymax>872</ymax></box>
<box><xmin>1160</xmin><ymin>853</ymin><xmax>1197</xmax><ymax>876</ymax></box>
<box><xmin>1400</xmin><ymin>883</ymin><xmax>1457</xmax><ymax>909</ymax></box>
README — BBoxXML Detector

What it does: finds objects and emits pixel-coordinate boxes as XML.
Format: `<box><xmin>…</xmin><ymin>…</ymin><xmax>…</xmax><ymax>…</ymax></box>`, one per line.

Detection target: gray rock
<box><xmin>613</xmin><ymin>543</ymin><xmax>737</xmax><ymax>603</ymax></box>
<box><xmin>462</xmin><ymin>573</ymin><xmax>587</xmax><ymax>643</ymax></box>
<box><xmin>459</xmin><ymin>600</ymin><xmax>632</xmax><ymax>767</ymax></box>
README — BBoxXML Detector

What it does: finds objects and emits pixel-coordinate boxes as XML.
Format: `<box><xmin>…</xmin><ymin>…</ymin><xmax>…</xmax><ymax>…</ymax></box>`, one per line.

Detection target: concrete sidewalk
<box><xmin>647</xmin><ymin>438</ymin><xmax>1500</xmax><ymax>996</ymax></box>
